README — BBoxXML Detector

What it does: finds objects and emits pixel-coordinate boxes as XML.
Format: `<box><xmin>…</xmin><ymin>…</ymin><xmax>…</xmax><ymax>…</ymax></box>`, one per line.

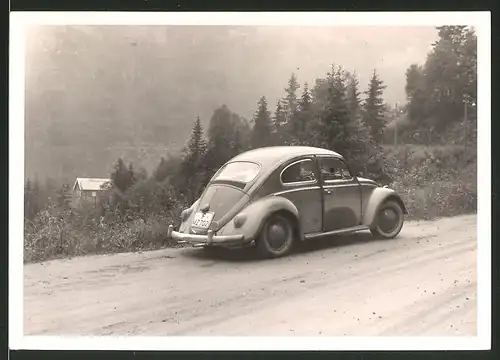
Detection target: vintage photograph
<box><xmin>12</xmin><ymin>12</ymin><xmax>489</xmax><ymax>349</ymax></box>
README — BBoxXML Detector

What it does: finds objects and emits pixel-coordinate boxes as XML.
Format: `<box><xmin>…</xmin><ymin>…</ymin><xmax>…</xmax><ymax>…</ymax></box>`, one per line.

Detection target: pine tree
<box><xmin>346</xmin><ymin>71</ymin><xmax>362</xmax><ymax>122</ymax></box>
<box><xmin>206</xmin><ymin>105</ymin><xmax>235</xmax><ymax>167</ymax></box>
<box><xmin>24</xmin><ymin>178</ymin><xmax>33</xmax><ymax>219</ymax></box>
<box><xmin>179</xmin><ymin>117</ymin><xmax>209</xmax><ymax>203</ymax></box>
<box><xmin>230</xmin><ymin>113</ymin><xmax>251</xmax><ymax>153</ymax></box>
<box><xmin>186</xmin><ymin>116</ymin><xmax>207</xmax><ymax>162</ymax></box>
<box><xmin>273</xmin><ymin>100</ymin><xmax>287</xmax><ymax>145</ymax></box>
<box><xmin>128</xmin><ymin>163</ymin><xmax>137</xmax><ymax>188</ymax></box>
<box><xmin>153</xmin><ymin>157</ymin><xmax>169</xmax><ymax>182</ymax></box>
<box><xmin>230</xmin><ymin>128</ymin><xmax>243</xmax><ymax>157</ymax></box>
<box><xmin>136</xmin><ymin>167</ymin><xmax>148</xmax><ymax>181</ymax></box>
<box><xmin>299</xmin><ymin>82</ymin><xmax>312</xmax><ymax>113</ymax></box>
<box><xmin>56</xmin><ymin>183</ymin><xmax>72</xmax><ymax>209</ymax></box>
<box><xmin>362</xmin><ymin>70</ymin><xmax>387</xmax><ymax>143</ymax></box>
<box><xmin>250</xmin><ymin>96</ymin><xmax>273</xmax><ymax>149</ymax></box>
<box><xmin>314</xmin><ymin>65</ymin><xmax>351</xmax><ymax>153</ymax></box>
<box><xmin>111</xmin><ymin>158</ymin><xmax>132</xmax><ymax>192</ymax></box>
<box><xmin>283</xmin><ymin>73</ymin><xmax>300</xmax><ymax>122</ymax></box>
<box><xmin>293</xmin><ymin>82</ymin><xmax>313</xmax><ymax>145</ymax></box>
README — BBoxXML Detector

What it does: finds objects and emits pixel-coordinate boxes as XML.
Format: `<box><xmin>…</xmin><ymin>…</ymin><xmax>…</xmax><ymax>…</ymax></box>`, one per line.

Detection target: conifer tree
<box><xmin>230</xmin><ymin>128</ymin><xmax>243</xmax><ymax>157</ymax></box>
<box><xmin>273</xmin><ymin>100</ymin><xmax>287</xmax><ymax>145</ymax></box>
<box><xmin>314</xmin><ymin>65</ymin><xmax>351</xmax><ymax>154</ymax></box>
<box><xmin>346</xmin><ymin>71</ymin><xmax>362</xmax><ymax>122</ymax></box>
<box><xmin>362</xmin><ymin>70</ymin><xmax>387</xmax><ymax>143</ymax></box>
<box><xmin>128</xmin><ymin>163</ymin><xmax>137</xmax><ymax>188</ymax></box>
<box><xmin>180</xmin><ymin>116</ymin><xmax>208</xmax><ymax>202</ymax></box>
<box><xmin>293</xmin><ymin>82</ymin><xmax>313</xmax><ymax>145</ymax></box>
<box><xmin>250</xmin><ymin>96</ymin><xmax>273</xmax><ymax>149</ymax></box>
<box><xmin>283</xmin><ymin>73</ymin><xmax>300</xmax><ymax>122</ymax></box>
<box><xmin>24</xmin><ymin>178</ymin><xmax>33</xmax><ymax>219</ymax></box>
<box><xmin>186</xmin><ymin>116</ymin><xmax>207</xmax><ymax>162</ymax></box>
<box><xmin>299</xmin><ymin>82</ymin><xmax>312</xmax><ymax>113</ymax></box>
<box><xmin>111</xmin><ymin>158</ymin><xmax>133</xmax><ymax>192</ymax></box>
<box><xmin>56</xmin><ymin>183</ymin><xmax>72</xmax><ymax>209</ymax></box>
<box><xmin>153</xmin><ymin>157</ymin><xmax>169</xmax><ymax>182</ymax></box>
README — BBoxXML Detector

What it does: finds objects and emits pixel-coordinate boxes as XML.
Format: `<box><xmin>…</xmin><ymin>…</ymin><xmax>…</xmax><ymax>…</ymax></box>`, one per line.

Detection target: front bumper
<box><xmin>167</xmin><ymin>225</ymin><xmax>246</xmax><ymax>247</ymax></box>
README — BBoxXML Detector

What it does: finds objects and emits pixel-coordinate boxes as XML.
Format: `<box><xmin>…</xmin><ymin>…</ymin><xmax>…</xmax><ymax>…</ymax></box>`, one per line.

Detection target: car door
<box><xmin>317</xmin><ymin>156</ymin><xmax>362</xmax><ymax>232</ymax></box>
<box><xmin>274</xmin><ymin>156</ymin><xmax>323</xmax><ymax>235</ymax></box>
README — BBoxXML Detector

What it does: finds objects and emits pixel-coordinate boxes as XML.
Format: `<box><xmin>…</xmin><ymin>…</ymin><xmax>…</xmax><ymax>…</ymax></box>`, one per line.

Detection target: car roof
<box><xmin>229</xmin><ymin>146</ymin><xmax>342</xmax><ymax>169</ymax></box>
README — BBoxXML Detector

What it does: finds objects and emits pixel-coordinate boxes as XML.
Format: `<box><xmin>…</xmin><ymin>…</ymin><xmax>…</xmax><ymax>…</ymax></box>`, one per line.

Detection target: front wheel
<box><xmin>256</xmin><ymin>212</ymin><xmax>296</xmax><ymax>259</ymax></box>
<box><xmin>370</xmin><ymin>200</ymin><xmax>404</xmax><ymax>239</ymax></box>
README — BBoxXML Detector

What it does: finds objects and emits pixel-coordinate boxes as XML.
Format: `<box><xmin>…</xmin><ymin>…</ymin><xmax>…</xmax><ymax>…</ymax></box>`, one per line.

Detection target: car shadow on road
<box><xmin>180</xmin><ymin>231</ymin><xmax>382</xmax><ymax>263</ymax></box>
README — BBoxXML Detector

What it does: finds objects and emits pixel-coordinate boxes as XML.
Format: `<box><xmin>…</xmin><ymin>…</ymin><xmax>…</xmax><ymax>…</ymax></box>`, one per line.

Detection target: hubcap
<box><xmin>266</xmin><ymin>218</ymin><xmax>289</xmax><ymax>251</ymax></box>
<box><xmin>378</xmin><ymin>208</ymin><xmax>400</xmax><ymax>234</ymax></box>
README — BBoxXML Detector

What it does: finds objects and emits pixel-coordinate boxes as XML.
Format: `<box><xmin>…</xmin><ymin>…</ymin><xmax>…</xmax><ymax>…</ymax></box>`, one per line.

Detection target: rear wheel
<box><xmin>370</xmin><ymin>200</ymin><xmax>404</xmax><ymax>239</ymax></box>
<box><xmin>256</xmin><ymin>212</ymin><xmax>296</xmax><ymax>258</ymax></box>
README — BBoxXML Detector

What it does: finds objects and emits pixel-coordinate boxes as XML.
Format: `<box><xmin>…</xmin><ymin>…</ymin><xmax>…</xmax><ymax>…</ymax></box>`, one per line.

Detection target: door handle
<box><xmin>325</xmin><ymin>189</ymin><xmax>333</xmax><ymax>194</ymax></box>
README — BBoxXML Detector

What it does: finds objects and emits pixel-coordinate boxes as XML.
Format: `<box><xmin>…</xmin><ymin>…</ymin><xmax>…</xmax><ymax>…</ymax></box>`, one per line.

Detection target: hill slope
<box><xmin>24</xmin><ymin>25</ymin><xmax>437</xmax><ymax>182</ymax></box>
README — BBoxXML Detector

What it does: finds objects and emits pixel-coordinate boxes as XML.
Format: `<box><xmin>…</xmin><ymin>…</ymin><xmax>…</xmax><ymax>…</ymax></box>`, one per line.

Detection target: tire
<box><xmin>370</xmin><ymin>200</ymin><xmax>404</xmax><ymax>239</ymax></box>
<box><xmin>256</xmin><ymin>212</ymin><xmax>296</xmax><ymax>259</ymax></box>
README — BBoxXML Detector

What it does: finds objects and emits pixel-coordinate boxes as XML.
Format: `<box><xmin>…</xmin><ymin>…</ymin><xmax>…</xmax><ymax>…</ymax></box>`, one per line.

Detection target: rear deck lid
<box><xmin>188</xmin><ymin>161</ymin><xmax>259</xmax><ymax>234</ymax></box>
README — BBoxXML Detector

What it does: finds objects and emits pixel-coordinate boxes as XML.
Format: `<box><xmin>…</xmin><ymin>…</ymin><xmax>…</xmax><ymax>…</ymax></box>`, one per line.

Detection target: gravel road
<box><xmin>24</xmin><ymin>214</ymin><xmax>477</xmax><ymax>336</ymax></box>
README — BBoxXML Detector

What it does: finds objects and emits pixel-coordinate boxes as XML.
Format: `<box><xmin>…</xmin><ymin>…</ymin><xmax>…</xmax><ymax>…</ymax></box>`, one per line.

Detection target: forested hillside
<box><xmin>24</xmin><ymin>25</ymin><xmax>437</xmax><ymax>183</ymax></box>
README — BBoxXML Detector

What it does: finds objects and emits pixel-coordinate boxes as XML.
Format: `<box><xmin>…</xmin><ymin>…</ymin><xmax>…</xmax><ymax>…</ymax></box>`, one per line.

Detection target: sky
<box><xmin>232</xmin><ymin>26</ymin><xmax>439</xmax><ymax>109</ymax></box>
<box><xmin>26</xmin><ymin>25</ymin><xmax>439</xmax><ymax>119</ymax></box>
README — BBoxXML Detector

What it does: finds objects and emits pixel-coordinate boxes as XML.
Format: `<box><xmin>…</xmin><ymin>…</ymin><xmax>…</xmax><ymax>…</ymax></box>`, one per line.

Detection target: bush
<box><xmin>392</xmin><ymin>180</ymin><xmax>476</xmax><ymax>220</ymax></box>
<box><xmin>24</xmin><ymin>192</ymin><xmax>185</xmax><ymax>263</ymax></box>
<box><xmin>386</xmin><ymin>145</ymin><xmax>477</xmax><ymax>220</ymax></box>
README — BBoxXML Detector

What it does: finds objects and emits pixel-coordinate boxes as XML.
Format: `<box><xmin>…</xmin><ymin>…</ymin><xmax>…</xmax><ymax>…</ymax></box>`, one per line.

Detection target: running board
<box><xmin>304</xmin><ymin>225</ymin><xmax>370</xmax><ymax>240</ymax></box>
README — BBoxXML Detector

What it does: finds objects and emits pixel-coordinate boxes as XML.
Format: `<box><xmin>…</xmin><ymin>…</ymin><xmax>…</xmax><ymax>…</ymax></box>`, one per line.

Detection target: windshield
<box><xmin>213</xmin><ymin>161</ymin><xmax>260</xmax><ymax>183</ymax></box>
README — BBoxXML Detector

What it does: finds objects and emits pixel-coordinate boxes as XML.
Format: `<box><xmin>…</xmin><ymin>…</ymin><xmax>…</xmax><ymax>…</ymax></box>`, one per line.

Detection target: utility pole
<box><xmin>394</xmin><ymin>102</ymin><xmax>398</xmax><ymax>147</ymax></box>
<box><xmin>464</xmin><ymin>96</ymin><xmax>468</xmax><ymax>156</ymax></box>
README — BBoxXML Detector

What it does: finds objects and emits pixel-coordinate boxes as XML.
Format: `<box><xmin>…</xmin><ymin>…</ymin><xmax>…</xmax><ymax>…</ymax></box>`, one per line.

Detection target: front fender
<box><xmin>362</xmin><ymin>187</ymin><xmax>407</xmax><ymax>227</ymax></box>
<box><xmin>218</xmin><ymin>195</ymin><xmax>299</xmax><ymax>241</ymax></box>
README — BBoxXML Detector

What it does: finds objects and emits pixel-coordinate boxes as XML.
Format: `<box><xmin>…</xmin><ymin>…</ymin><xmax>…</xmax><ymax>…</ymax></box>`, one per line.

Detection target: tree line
<box><xmin>398</xmin><ymin>25</ymin><xmax>477</xmax><ymax>144</ymax></box>
<box><xmin>149</xmin><ymin>65</ymin><xmax>390</xmax><ymax>207</ymax></box>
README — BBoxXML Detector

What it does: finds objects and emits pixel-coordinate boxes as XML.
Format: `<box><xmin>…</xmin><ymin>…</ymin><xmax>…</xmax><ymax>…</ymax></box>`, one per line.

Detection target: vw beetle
<box><xmin>167</xmin><ymin>146</ymin><xmax>407</xmax><ymax>258</ymax></box>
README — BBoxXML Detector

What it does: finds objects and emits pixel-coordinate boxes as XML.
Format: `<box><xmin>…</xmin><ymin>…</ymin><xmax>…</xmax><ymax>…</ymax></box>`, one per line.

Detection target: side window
<box><xmin>319</xmin><ymin>157</ymin><xmax>352</xmax><ymax>182</ymax></box>
<box><xmin>281</xmin><ymin>159</ymin><xmax>317</xmax><ymax>184</ymax></box>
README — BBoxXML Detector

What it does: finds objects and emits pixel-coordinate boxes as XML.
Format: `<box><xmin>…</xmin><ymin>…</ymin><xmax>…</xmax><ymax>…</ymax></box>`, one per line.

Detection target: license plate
<box><xmin>192</xmin><ymin>211</ymin><xmax>215</xmax><ymax>229</ymax></box>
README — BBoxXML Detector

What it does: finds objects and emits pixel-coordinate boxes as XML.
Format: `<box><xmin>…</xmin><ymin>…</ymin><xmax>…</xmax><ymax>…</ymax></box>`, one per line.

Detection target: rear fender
<box><xmin>178</xmin><ymin>198</ymin><xmax>200</xmax><ymax>232</ymax></box>
<box><xmin>218</xmin><ymin>195</ymin><xmax>300</xmax><ymax>241</ymax></box>
<box><xmin>362</xmin><ymin>187</ymin><xmax>407</xmax><ymax>227</ymax></box>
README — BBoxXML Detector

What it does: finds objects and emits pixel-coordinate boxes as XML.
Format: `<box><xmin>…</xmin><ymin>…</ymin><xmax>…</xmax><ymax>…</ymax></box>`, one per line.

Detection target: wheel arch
<box><xmin>362</xmin><ymin>187</ymin><xmax>407</xmax><ymax>227</ymax></box>
<box><xmin>385</xmin><ymin>194</ymin><xmax>408</xmax><ymax>215</ymax></box>
<box><xmin>218</xmin><ymin>195</ymin><xmax>303</xmax><ymax>241</ymax></box>
<box><xmin>264</xmin><ymin>208</ymin><xmax>303</xmax><ymax>242</ymax></box>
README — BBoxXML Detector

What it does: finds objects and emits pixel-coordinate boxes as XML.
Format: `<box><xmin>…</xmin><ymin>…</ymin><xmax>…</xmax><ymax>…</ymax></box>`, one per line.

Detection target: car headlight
<box><xmin>233</xmin><ymin>213</ymin><xmax>247</xmax><ymax>228</ymax></box>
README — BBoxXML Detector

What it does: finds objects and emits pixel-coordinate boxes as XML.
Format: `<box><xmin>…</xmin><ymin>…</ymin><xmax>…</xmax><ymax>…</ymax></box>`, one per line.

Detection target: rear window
<box><xmin>213</xmin><ymin>161</ymin><xmax>260</xmax><ymax>183</ymax></box>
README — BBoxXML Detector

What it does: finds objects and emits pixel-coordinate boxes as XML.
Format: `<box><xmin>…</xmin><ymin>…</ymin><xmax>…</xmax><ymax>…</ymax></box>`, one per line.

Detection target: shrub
<box><xmin>386</xmin><ymin>145</ymin><xmax>477</xmax><ymax>220</ymax></box>
<box><xmin>24</xmin><ymin>201</ymin><xmax>184</xmax><ymax>263</ymax></box>
<box><xmin>392</xmin><ymin>180</ymin><xmax>476</xmax><ymax>220</ymax></box>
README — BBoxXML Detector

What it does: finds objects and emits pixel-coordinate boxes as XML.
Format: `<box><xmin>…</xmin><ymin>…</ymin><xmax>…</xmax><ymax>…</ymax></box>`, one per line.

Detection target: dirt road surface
<box><xmin>24</xmin><ymin>214</ymin><xmax>477</xmax><ymax>336</ymax></box>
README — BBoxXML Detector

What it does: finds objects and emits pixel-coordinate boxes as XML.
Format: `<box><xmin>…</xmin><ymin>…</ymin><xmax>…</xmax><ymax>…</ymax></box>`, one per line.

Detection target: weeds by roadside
<box><xmin>24</xmin><ymin>205</ymin><xmax>183</xmax><ymax>263</ymax></box>
<box><xmin>386</xmin><ymin>145</ymin><xmax>477</xmax><ymax>220</ymax></box>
